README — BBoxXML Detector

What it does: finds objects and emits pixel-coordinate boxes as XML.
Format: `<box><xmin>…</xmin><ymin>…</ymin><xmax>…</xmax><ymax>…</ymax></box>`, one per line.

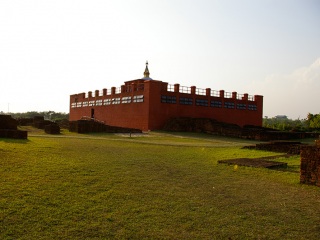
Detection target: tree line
<box><xmin>263</xmin><ymin>113</ymin><xmax>320</xmax><ymax>132</ymax></box>
<box><xmin>1</xmin><ymin>111</ymin><xmax>69</xmax><ymax>122</ymax></box>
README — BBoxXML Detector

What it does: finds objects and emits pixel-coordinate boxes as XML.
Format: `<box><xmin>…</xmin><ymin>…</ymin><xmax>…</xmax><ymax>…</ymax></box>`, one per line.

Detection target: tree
<box><xmin>307</xmin><ymin>113</ymin><xmax>320</xmax><ymax>130</ymax></box>
<box><xmin>263</xmin><ymin>115</ymin><xmax>308</xmax><ymax>132</ymax></box>
<box><xmin>9</xmin><ymin>111</ymin><xmax>69</xmax><ymax>121</ymax></box>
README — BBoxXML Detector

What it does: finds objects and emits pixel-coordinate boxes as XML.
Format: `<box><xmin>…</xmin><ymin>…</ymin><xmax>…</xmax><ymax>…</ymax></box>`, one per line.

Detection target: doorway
<box><xmin>91</xmin><ymin>108</ymin><xmax>94</xmax><ymax>119</ymax></box>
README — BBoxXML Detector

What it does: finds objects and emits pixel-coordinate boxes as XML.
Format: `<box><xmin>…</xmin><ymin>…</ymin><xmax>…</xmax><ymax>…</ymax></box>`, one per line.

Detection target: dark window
<box><xmin>133</xmin><ymin>95</ymin><xmax>144</xmax><ymax>103</ymax></box>
<box><xmin>237</xmin><ymin>104</ymin><xmax>247</xmax><ymax>110</ymax></box>
<box><xmin>195</xmin><ymin>99</ymin><xmax>208</xmax><ymax>106</ymax></box>
<box><xmin>179</xmin><ymin>97</ymin><xmax>193</xmax><ymax>105</ymax></box>
<box><xmin>112</xmin><ymin>98</ymin><xmax>120</xmax><ymax>104</ymax></box>
<box><xmin>91</xmin><ymin>109</ymin><xmax>95</xmax><ymax>118</ymax></box>
<box><xmin>103</xmin><ymin>99</ymin><xmax>111</xmax><ymax>105</ymax></box>
<box><xmin>211</xmin><ymin>101</ymin><xmax>222</xmax><ymax>108</ymax></box>
<box><xmin>121</xmin><ymin>96</ymin><xmax>132</xmax><ymax>104</ymax></box>
<box><xmin>161</xmin><ymin>95</ymin><xmax>176</xmax><ymax>104</ymax></box>
<box><xmin>224</xmin><ymin>102</ymin><xmax>235</xmax><ymax>109</ymax></box>
<box><xmin>248</xmin><ymin>104</ymin><xmax>257</xmax><ymax>111</ymax></box>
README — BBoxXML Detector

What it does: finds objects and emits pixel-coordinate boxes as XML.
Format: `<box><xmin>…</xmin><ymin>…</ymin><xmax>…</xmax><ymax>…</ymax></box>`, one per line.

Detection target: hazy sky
<box><xmin>0</xmin><ymin>0</ymin><xmax>319</xmax><ymax>119</ymax></box>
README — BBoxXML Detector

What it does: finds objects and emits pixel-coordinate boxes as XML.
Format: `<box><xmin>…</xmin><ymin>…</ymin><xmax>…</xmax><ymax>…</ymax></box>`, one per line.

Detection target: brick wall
<box><xmin>300</xmin><ymin>140</ymin><xmax>320</xmax><ymax>186</ymax></box>
<box><xmin>70</xmin><ymin>79</ymin><xmax>263</xmax><ymax>131</ymax></box>
<box><xmin>69</xmin><ymin>120</ymin><xmax>142</xmax><ymax>133</ymax></box>
<box><xmin>0</xmin><ymin>115</ymin><xmax>27</xmax><ymax>139</ymax></box>
<box><xmin>0</xmin><ymin>114</ymin><xmax>18</xmax><ymax>130</ymax></box>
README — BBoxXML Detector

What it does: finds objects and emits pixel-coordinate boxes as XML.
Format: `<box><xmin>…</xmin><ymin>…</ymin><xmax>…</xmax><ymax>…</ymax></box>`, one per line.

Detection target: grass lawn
<box><xmin>1</xmin><ymin>130</ymin><xmax>320</xmax><ymax>239</ymax></box>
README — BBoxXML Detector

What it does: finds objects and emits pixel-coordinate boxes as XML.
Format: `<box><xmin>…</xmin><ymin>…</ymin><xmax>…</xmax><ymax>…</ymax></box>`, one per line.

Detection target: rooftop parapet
<box><xmin>71</xmin><ymin>80</ymin><xmax>261</xmax><ymax>102</ymax></box>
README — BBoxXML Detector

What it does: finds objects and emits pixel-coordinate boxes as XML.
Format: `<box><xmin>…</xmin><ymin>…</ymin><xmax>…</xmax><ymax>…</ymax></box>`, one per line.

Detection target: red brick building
<box><xmin>69</xmin><ymin>62</ymin><xmax>263</xmax><ymax>131</ymax></box>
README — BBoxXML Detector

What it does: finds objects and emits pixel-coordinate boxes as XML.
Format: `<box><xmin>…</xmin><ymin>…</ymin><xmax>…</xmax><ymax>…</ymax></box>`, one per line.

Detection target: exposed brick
<box><xmin>0</xmin><ymin>115</ymin><xmax>27</xmax><ymax>139</ymax></box>
<box><xmin>300</xmin><ymin>144</ymin><xmax>320</xmax><ymax>186</ymax></box>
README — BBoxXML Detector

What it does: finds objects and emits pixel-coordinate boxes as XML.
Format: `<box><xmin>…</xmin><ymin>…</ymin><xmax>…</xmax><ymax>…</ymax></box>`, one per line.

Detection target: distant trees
<box><xmin>263</xmin><ymin>113</ymin><xmax>320</xmax><ymax>132</ymax></box>
<box><xmin>306</xmin><ymin>113</ymin><xmax>320</xmax><ymax>130</ymax></box>
<box><xmin>7</xmin><ymin>111</ymin><xmax>69</xmax><ymax>122</ymax></box>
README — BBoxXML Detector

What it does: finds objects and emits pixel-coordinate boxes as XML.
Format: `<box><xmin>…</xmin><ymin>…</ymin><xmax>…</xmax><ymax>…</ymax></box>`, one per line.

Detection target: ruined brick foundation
<box><xmin>163</xmin><ymin>117</ymin><xmax>318</xmax><ymax>141</ymax></box>
<box><xmin>300</xmin><ymin>140</ymin><xmax>320</xmax><ymax>186</ymax></box>
<box><xmin>0</xmin><ymin>115</ymin><xmax>27</xmax><ymax>139</ymax></box>
<box><xmin>243</xmin><ymin>141</ymin><xmax>303</xmax><ymax>155</ymax></box>
<box><xmin>69</xmin><ymin>119</ymin><xmax>142</xmax><ymax>134</ymax></box>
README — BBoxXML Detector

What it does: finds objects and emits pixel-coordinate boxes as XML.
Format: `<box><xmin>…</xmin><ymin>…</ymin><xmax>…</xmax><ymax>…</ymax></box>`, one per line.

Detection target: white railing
<box><xmin>179</xmin><ymin>85</ymin><xmax>191</xmax><ymax>94</ymax></box>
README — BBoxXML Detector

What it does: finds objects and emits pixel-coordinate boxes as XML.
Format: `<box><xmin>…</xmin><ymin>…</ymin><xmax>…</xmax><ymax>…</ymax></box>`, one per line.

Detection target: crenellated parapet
<box><xmin>70</xmin><ymin>80</ymin><xmax>262</xmax><ymax>112</ymax></box>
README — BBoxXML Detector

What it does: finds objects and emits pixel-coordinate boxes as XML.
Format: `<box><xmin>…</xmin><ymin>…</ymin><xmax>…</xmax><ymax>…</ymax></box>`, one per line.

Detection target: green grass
<box><xmin>1</xmin><ymin>131</ymin><xmax>320</xmax><ymax>239</ymax></box>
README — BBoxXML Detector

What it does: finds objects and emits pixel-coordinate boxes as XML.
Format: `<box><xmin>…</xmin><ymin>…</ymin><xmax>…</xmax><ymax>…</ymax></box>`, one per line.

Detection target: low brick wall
<box><xmin>0</xmin><ymin>115</ymin><xmax>18</xmax><ymax>130</ymax></box>
<box><xmin>33</xmin><ymin>116</ymin><xmax>53</xmax><ymax>129</ymax></box>
<box><xmin>17</xmin><ymin>117</ymin><xmax>33</xmax><ymax>126</ymax></box>
<box><xmin>300</xmin><ymin>140</ymin><xmax>320</xmax><ymax>186</ymax></box>
<box><xmin>256</xmin><ymin>141</ymin><xmax>303</xmax><ymax>154</ymax></box>
<box><xmin>69</xmin><ymin>120</ymin><xmax>142</xmax><ymax>134</ymax></box>
<box><xmin>0</xmin><ymin>129</ymin><xmax>27</xmax><ymax>139</ymax></box>
<box><xmin>0</xmin><ymin>115</ymin><xmax>27</xmax><ymax>139</ymax></box>
<box><xmin>45</xmin><ymin>124</ymin><xmax>60</xmax><ymax>134</ymax></box>
<box><xmin>243</xmin><ymin>141</ymin><xmax>303</xmax><ymax>154</ymax></box>
<box><xmin>163</xmin><ymin>117</ymin><xmax>318</xmax><ymax>141</ymax></box>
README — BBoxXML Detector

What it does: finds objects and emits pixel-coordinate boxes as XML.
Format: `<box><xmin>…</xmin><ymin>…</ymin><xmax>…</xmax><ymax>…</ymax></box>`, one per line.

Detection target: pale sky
<box><xmin>0</xmin><ymin>0</ymin><xmax>319</xmax><ymax>119</ymax></box>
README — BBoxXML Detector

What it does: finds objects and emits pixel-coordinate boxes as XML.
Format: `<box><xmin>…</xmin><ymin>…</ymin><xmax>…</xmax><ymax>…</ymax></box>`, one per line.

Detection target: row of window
<box><xmin>161</xmin><ymin>95</ymin><xmax>258</xmax><ymax>110</ymax></box>
<box><xmin>71</xmin><ymin>94</ymin><xmax>257</xmax><ymax>111</ymax></box>
<box><xmin>71</xmin><ymin>95</ymin><xmax>144</xmax><ymax>108</ymax></box>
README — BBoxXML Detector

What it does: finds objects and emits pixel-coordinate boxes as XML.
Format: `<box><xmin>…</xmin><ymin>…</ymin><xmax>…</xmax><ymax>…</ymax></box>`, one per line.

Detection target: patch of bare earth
<box><xmin>218</xmin><ymin>154</ymin><xmax>291</xmax><ymax>168</ymax></box>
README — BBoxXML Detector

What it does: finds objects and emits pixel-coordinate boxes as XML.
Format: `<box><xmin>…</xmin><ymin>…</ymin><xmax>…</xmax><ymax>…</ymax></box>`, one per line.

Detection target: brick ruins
<box><xmin>163</xmin><ymin>117</ymin><xmax>318</xmax><ymax>141</ymax></box>
<box><xmin>300</xmin><ymin>140</ymin><xmax>320</xmax><ymax>187</ymax></box>
<box><xmin>69</xmin><ymin>119</ymin><xmax>142</xmax><ymax>134</ymax></box>
<box><xmin>243</xmin><ymin>141</ymin><xmax>303</xmax><ymax>155</ymax></box>
<box><xmin>45</xmin><ymin>124</ymin><xmax>60</xmax><ymax>134</ymax></box>
<box><xmin>18</xmin><ymin>116</ymin><xmax>61</xmax><ymax>134</ymax></box>
<box><xmin>0</xmin><ymin>115</ymin><xmax>27</xmax><ymax>139</ymax></box>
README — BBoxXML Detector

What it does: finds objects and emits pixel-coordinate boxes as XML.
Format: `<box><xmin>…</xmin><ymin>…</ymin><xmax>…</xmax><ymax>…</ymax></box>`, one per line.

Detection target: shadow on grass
<box><xmin>219</xmin><ymin>154</ymin><xmax>301</xmax><ymax>173</ymax></box>
<box><xmin>272</xmin><ymin>164</ymin><xmax>300</xmax><ymax>173</ymax></box>
<box><xmin>0</xmin><ymin>138</ymin><xmax>30</xmax><ymax>144</ymax></box>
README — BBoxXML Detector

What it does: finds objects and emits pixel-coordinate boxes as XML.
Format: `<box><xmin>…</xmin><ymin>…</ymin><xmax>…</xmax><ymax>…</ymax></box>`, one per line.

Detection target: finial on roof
<box><xmin>143</xmin><ymin>61</ymin><xmax>150</xmax><ymax>78</ymax></box>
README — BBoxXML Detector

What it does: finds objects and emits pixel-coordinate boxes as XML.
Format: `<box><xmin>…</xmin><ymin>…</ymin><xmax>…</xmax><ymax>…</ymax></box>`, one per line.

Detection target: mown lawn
<box><xmin>0</xmin><ymin>132</ymin><xmax>320</xmax><ymax>239</ymax></box>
